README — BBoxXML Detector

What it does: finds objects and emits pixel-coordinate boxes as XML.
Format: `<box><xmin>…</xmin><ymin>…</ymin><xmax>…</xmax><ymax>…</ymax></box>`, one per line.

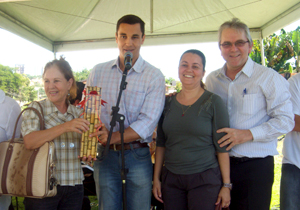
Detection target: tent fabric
<box><xmin>0</xmin><ymin>0</ymin><xmax>300</xmax><ymax>52</ymax></box>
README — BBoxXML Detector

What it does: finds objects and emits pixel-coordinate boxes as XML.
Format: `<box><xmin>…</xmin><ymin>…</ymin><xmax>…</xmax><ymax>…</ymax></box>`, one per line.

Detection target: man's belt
<box><xmin>109</xmin><ymin>141</ymin><xmax>148</xmax><ymax>151</ymax></box>
<box><xmin>230</xmin><ymin>156</ymin><xmax>263</xmax><ymax>164</ymax></box>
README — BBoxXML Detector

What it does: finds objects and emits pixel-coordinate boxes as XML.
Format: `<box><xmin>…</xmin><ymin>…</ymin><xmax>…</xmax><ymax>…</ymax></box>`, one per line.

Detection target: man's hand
<box><xmin>89</xmin><ymin>123</ymin><xmax>120</xmax><ymax>145</ymax></box>
<box><xmin>88</xmin><ymin>123</ymin><xmax>109</xmax><ymax>145</ymax></box>
<box><xmin>217</xmin><ymin>128</ymin><xmax>253</xmax><ymax>150</ymax></box>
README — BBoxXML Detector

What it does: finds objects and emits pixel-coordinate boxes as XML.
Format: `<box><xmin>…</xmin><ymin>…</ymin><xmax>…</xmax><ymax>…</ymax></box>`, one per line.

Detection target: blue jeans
<box><xmin>93</xmin><ymin>146</ymin><xmax>153</xmax><ymax>210</ymax></box>
<box><xmin>0</xmin><ymin>195</ymin><xmax>11</xmax><ymax>210</ymax></box>
<box><xmin>280</xmin><ymin>163</ymin><xmax>300</xmax><ymax>210</ymax></box>
<box><xmin>24</xmin><ymin>185</ymin><xmax>84</xmax><ymax>210</ymax></box>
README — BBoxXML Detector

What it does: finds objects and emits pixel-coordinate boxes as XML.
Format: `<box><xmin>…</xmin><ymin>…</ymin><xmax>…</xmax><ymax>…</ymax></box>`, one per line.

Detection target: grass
<box><xmin>89</xmin><ymin>196</ymin><xmax>98</xmax><ymax>210</ymax></box>
<box><xmin>270</xmin><ymin>139</ymin><xmax>283</xmax><ymax>210</ymax></box>
<box><xmin>11</xmin><ymin>196</ymin><xmax>98</xmax><ymax>210</ymax></box>
<box><xmin>11</xmin><ymin>140</ymin><xmax>284</xmax><ymax>210</ymax></box>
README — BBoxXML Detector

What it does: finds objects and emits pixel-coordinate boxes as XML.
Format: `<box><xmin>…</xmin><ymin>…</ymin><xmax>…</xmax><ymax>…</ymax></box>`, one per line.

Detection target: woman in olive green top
<box><xmin>153</xmin><ymin>50</ymin><xmax>231</xmax><ymax>210</ymax></box>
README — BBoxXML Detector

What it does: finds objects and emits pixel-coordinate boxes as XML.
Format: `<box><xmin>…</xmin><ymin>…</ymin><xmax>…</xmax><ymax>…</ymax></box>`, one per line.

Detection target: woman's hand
<box><xmin>153</xmin><ymin>179</ymin><xmax>163</xmax><ymax>203</ymax></box>
<box><xmin>64</xmin><ymin>118</ymin><xmax>90</xmax><ymax>134</ymax></box>
<box><xmin>80</xmin><ymin>155</ymin><xmax>97</xmax><ymax>166</ymax></box>
<box><xmin>215</xmin><ymin>187</ymin><xmax>231</xmax><ymax>208</ymax></box>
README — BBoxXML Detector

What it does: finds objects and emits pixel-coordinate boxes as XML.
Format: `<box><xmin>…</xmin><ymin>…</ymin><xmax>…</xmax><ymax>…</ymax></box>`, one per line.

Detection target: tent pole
<box><xmin>53</xmin><ymin>43</ymin><xmax>57</xmax><ymax>59</ymax></box>
<box><xmin>260</xmin><ymin>35</ymin><xmax>265</xmax><ymax>66</ymax></box>
<box><xmin>150</xmin><ymin>0</ymin><xmax>153</xmax><ymax>33</ymax></box>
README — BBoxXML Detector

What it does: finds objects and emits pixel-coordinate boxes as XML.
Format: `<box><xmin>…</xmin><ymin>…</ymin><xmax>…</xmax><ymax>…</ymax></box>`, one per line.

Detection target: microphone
<box><xmin>124</xmin><ymin>51</ymin><xmax>133</xmax><ymax>70</ymax></box>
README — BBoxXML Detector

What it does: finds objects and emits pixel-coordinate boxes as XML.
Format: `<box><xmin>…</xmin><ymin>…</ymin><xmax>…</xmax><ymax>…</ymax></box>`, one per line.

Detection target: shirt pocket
<box><xmin>124</xmin><ymin>90</ymin><xmax>146</xmax><ymax>114</ymax></box>
<box><xmin>240</xmin><ymin>93</ymin><xmax>265</xmax><ymax>115</ymax></box>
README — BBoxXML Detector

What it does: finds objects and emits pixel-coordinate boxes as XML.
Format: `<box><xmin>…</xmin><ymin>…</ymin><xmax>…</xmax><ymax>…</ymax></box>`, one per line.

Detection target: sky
<box><xmin>0</xmin><ymin>19</ymin><xmax>300</xmax><ymax>82</ymax></box>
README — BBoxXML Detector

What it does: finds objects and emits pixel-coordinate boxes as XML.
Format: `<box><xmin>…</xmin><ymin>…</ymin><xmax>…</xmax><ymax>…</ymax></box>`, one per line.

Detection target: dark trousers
<box><xmin>230</xmin><ymin>156</ymin><xmax>274</xmax><ymax>210</ymax></box>
<box><xmin>280</xmin><ymin>163</ymin><xmax>300</xmax><ymax>210</ymax></box>
<box><xmin>161</xmin><ymin>167</ymin><xmax>221</xmax><ymax>210</ymax></box>
<box><xmin>24</xmin><ymin>185</ymin><xmax>84</xmax><ymax>210</ymax></box>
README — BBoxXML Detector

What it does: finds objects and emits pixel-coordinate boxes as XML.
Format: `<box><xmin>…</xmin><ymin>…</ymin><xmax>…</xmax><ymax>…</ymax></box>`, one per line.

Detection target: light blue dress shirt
<box><xmin>86</xmin><ymin>56</ymin><xmax>165</xmax><ymax>143</ymax></box>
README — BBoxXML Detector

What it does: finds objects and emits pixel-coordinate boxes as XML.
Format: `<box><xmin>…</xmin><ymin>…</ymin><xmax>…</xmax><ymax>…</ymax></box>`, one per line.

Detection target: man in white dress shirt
<box><xmin>280</xmin><ymin>73</ymin><xmax>300</xmax><ymax>210</ymax></box>
<box><xmin>205</xmin><ymin>18</ymin><xmax>294</xmax><ymax>210</ymax></box>
<box><xmin>0</xmin><ymin>89</ymin><xmax>21</xmax><ymax>210</ymax></box>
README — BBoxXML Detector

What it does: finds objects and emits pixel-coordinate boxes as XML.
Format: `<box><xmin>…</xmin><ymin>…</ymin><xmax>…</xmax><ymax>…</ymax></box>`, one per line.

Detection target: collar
<box><xmin>66</xmin><ymin>101</ymin><xmax>80</xmax><ymax>117</ymax></box>
<box><xmin>239</xmin><ymin>57</ymin><xmax>254</xmax><ymax>78</ymax></box>
<box><xmin>113</xmin><ymin>56</ymin><xmax>144</xmax><ymax>73</ymax></box>
<box><xmin>217</xmin><ymin>57</ymin><xmax>254</xmax><ymax>79</ymax></box>
<box><xmin>44</xmin><ymin>99</ymin><xmax>77</xmax><ymax>117</ymax></box>
<box><xmin>0</xmin><ymin>89</ymin><xmax>5</xmax><ymax>104</ymax></box>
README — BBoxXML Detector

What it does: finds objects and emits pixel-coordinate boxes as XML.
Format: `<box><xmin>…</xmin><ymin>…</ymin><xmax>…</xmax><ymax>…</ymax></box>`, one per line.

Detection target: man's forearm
<box><xmin>111</xmin><ymin>126</ymin><xmax>141</xmax><ymax>144</ymax></box>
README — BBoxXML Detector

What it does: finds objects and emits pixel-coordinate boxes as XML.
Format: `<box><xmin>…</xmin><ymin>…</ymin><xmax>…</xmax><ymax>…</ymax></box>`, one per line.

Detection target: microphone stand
<box><xmin>104</xmin><ymin>61</ymin><xmax>131</xmax><ymax>210</ymax></box>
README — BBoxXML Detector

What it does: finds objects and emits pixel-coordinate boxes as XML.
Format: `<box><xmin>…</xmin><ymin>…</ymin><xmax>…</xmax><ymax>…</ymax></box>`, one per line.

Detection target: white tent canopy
<box><xmin>0</xmin><ymin>0</ymin><xmax>300</xmax><ymax>53</ymax></box>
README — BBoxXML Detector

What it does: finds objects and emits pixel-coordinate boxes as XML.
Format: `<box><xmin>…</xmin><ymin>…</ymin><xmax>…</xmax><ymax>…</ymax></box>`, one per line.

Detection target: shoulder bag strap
<box><xmin>2</xmin><ymin>106</ymin><xmax>44</xmax><ymax>195</ymax></box>
<box><xmin>10</xmin><ymin>106</ymin><xmax>44</xmax><ymax>143</ymax></box>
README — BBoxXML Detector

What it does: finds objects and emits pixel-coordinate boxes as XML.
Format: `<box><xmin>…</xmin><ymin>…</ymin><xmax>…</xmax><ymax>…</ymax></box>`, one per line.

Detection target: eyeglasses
<box><xmin>220</xmin><ymin>40</ymin><xmax>249</xmax><ymax>49</ymax></box>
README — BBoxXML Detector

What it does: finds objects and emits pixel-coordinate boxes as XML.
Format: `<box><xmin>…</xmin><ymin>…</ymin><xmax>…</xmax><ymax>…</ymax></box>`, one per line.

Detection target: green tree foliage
<box><xmin>165</xmin><ymin>77</ymin><xmax>175</xmax><ymax>85</ymax></box>
<box><xmin>291</xmin><ymin>27</ymin><xmax>300</xmax><ymax>72</ymax></box>
<box><xmin>74</xmin><ymin>68</ymin><xmax>91</xmax><ymax>82</ymax></box>
<box><xmin>249</xmin><ymin>40</ymin><xmax>263</xmax><ymax>64</ymax></box>
<box><xmin>250</xmin><ymin>28</ymin><xmax>299</xmax><ymax>73</ymax></box>
<box><xmin>265</xmin><ymin>29</ymin><xmax>294</xmax><ymax>73</ymax></box>
<box><xmin>175</xmin><ymin>81</ymin><xmax>182</xmax><ymax>93</ymax></box>
<box><xmin>26</xmin><ymin>74</ymin><xmax>42</xmax><ymax>80</ymax></box>
<box><xmin>0</xmin><ymin>64</ymin><xmax>37</xmax><ymax>102</ymax></box>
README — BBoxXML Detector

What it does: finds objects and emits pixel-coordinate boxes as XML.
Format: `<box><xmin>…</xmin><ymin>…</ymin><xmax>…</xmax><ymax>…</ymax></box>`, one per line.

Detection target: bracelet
<box><xmin>223</xmin><ymin>183</ymin><xmax>232</xmax><ymax>190</ymax></box>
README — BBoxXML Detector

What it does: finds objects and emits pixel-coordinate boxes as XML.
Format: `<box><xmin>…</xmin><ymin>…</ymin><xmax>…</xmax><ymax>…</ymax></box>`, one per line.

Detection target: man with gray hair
<box><xmin>205</xmin><ymin>18</ymin><xmax>294</xmax><ymax>210</ymax></box>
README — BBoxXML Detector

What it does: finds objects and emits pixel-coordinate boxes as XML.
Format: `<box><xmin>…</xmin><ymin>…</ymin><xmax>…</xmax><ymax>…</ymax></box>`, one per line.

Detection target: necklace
<box><xmin>181</xmin><ymin>104</ymin><xmax>191</xmax><ymax>117</ymax></box>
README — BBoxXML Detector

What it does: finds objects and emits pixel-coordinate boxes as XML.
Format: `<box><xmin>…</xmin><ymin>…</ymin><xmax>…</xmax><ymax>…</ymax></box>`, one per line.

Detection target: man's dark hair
<box><xmin>116</xmin><ymin>14</ymin><xmax>145</xmax><ymax>36</ymax></box>
<box><xmin>69</xmin><ymin>81</ymin><xmax>85</xmax><ymax>105</ymax></box>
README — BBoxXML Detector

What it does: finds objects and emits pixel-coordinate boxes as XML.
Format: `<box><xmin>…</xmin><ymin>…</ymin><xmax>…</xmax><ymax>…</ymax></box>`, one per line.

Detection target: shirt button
<box><xmin>69</xmin><ymin>143</ymin><xmax>75</xmax><ymax>148</ymax></box>
<box><xmin>61</xmin><ymin>143</ymin><xmax>65</xmax><ymax>148</ymax></box>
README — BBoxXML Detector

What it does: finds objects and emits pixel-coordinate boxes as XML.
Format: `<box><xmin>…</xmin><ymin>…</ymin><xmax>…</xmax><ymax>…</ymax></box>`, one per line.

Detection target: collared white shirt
<box><xmin>205</xmin><ymin>57</ymin><xmax>294</xmax><ymax>158</ymax></box>
<box><xmin>282</xmin><ymin>73</ymin><xmax>300</xmax><ymax>168</ymax></box>
<box><xmin>0</xmin><ymin>89</ymin><xmax>21</xmax><ymax>142</ymax></box>
<box><xmin>87</xmin><ymin>56</ymin><xmax>165</xmax><ymax>143</ymax></box>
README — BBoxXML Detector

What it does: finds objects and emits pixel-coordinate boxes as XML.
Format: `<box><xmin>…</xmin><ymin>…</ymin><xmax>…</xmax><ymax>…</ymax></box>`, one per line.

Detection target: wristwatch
<box><xmin>223</xmin><ymin>183</ymin><xmax>232</xmax><ymax>190</ymax></box>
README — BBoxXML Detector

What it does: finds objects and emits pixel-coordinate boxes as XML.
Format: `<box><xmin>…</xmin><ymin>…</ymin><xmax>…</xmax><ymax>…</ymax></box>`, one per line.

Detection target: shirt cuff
<box><xmin>130</xmin><ymin>123</ymin><xmax>149</xmax><ymax>141</ymax></box>
<box><xmin>249</xmin><ymin>126</ymin><xmax>264</xmax><ymax>141</ymax></box>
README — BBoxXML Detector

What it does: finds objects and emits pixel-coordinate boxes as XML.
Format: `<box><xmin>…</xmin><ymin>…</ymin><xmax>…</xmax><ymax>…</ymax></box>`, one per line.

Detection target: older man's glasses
<box><xmin>220</xmin><ymin>40</ymin><xmax>249</xmax><ymax>48</ymax></box>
